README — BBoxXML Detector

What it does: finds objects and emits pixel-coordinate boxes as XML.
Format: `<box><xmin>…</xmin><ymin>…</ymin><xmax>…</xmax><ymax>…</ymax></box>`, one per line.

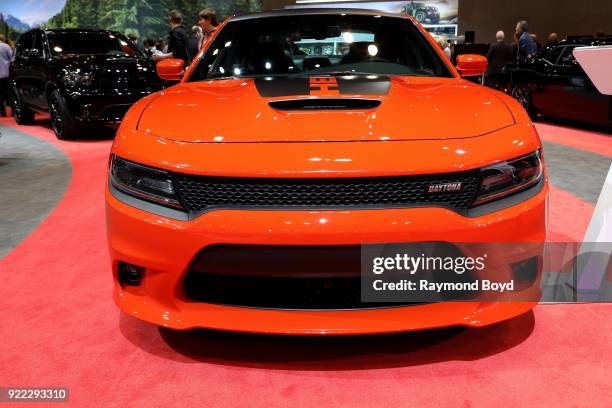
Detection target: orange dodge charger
<box><xmin>106</xmin><ymin>9</ymin><xmax>547</xmax><ymax>334</ymax></box>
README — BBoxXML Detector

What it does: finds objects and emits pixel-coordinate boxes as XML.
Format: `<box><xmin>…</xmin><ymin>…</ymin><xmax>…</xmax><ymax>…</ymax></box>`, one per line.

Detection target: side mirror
<box><xmin>456</xmin><ymin>54</ymin><xmax>488</xmax><ymax>77</ymax></box>
<box><xmin>156</xmin><ymin>58</ymin><xmax>185</xmax><ymax>81</ymax></box>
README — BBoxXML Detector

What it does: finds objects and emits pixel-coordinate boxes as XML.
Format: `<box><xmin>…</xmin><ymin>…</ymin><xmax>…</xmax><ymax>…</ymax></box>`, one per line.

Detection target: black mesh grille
<box><xmin>183</xmin><ymin>244</ymin><xmax>423</xmax><ymax>310</ymax></box>
<box><xmin>173</xmin><ymin>171</ymin><xmax>480</xmax><ymax>213</ymax></box>
<box><xmin>99</xmin><ymin>104</ymin><xmax>131</xmax><ymax>120</ymax></box>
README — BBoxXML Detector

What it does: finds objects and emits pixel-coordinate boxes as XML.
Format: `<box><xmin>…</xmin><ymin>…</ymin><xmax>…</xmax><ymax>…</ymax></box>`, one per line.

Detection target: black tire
<box><xmin>511</xmin><ymin>83</ymin><xmax>537</xmax><ymax>120</ymax></box>
<box><xmin>10</xmin><ymin>86</ymin><xmax>35</xmax><ymax>125</ymax></box>
<box><xmin>415</xmin><ymin>11</ymin><xmax>425</xmax><ymax>23</ymax></box>
<box><xmin>48</xmin><ymin>89</ymin><xmax>80</xmax><ymax>140</ymax></box>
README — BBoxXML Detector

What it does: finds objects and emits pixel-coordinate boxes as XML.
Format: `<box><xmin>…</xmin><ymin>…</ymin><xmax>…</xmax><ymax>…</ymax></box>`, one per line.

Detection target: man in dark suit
<box><xmin>485</xmin><ymin>31</ymin><xmax>513</xmax><ymax>89</ymax></box>
<box><xmin>167</xmin><ymin>10</ymin><xmax>190</xmax><ymax>62</ymax></box>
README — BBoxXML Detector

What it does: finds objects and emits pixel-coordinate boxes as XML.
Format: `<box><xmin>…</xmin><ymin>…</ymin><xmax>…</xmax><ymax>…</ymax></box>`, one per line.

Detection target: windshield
<box><xmin>188</xmin><ymin>14</ymin><xmax>452</xmax><ymax>81</ymax></box>
<box><xmin>47</xmin><ymin>32</ymin><xmax>140</xmax><ymax>57</ymax></box>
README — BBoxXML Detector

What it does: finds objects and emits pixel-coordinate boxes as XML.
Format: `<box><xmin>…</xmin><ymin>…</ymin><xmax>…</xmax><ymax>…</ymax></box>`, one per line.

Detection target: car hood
<box><xmin>137</xmin><ymin>76</ymin><xmax>515</xmax><ymax>143</ymax></box>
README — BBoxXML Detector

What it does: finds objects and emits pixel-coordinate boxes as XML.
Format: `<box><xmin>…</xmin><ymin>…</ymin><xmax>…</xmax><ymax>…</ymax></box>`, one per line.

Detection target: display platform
<box><xmin>0</xmin><ymin>116</ymin><xmax>610</xmax><ymax>406</ymax></box>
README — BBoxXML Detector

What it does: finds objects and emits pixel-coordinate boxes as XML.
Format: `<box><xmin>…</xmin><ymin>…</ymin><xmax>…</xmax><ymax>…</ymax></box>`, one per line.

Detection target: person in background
<box><xmin>543</xmin><ymin>32</ymin><xmax>559</xmax><ymax>52</ymax></box>
<box><xmin>530</xmin><ymin>33</ymin><xmax>542</xmax><ymax>53</ymax></box>
<box><xmin>485</xmin><ymin>30</ymin><xmax>512</xmax><ymax>89</ymax></box>
<box><xmin>143</xmin><ymin>38</ymin><xmax>165</xmax><ymax>61</ymax></box>
<box><xmin>515</xmin><ymin>20</ymin><xmax>538</xmax><ymax>63</ymax></box>
<box><xmin>0</xmin><ymin>34</ymin><xmax>14</xmax><ymax>117</ymax></box>
<box><xmin>187</xmin><ymin>26</ymin><xmax>203</xmax><ymax>62</ymax></box>
<box><xmin>510</xmin><ymin>31</ymin><xmax>520</xmax><ymax>63</ymax></box>
<box><xmin>156</xmin><ymin>39</ymin><xmax>167</xmax><ymax>53</ymax></box>
<box><xmin>198</xmin><ymin>8</ymin><xmax>219</xmax><ymax>45</ymax></box>
<box><xmin>435</xmin><ymin>36</ymin><xmax>451</xmax><ymax>59</ymax></box>
<box><xmin>166</xmin><ymin>10</ymin><xmax>189</xmax><ymax>62</ymax></box>
<box><xmin>126</xmin><ymin>33</ymin><xmax>142</xmax><ymax>51</ymax></box>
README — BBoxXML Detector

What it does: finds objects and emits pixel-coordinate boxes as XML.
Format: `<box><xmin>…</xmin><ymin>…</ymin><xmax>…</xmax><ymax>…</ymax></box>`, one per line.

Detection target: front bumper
<box><xmin>62</xmin><ymin>88</ymin><xmax>161</xmax><ymax>123</ymax></box>
<box><xmin>106</xmin><ymin>180</ymin><xmax>547</xmax><ymax>334</ymax></box>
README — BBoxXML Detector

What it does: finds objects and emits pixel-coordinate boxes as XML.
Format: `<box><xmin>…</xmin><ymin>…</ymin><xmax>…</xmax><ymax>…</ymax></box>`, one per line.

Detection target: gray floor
<box><xmin>542</xmin><ymin>141</ymin><xmax>611</xmax><ymax>205</ymax></box>
<box><xmin>0</xmin><ymin>124</ymin><xmax>71</xmax><ymax>259</ymax></box>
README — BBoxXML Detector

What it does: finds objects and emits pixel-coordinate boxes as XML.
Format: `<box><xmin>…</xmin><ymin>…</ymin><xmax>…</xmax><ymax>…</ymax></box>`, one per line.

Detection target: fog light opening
<box><xmin>511</xmin><ymin>257</ymin><xmax>539</xmax><ymax>285</ymax></box>
<box><xmin>118</xmin><ymin>262</ymin><xmax>144</xmax><ymax>287</ymax></box>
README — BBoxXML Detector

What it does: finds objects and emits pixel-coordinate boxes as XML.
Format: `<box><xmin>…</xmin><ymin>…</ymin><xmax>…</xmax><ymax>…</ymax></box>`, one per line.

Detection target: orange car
<box><xmin>106</xmin><ymin>9</ymin><xmax>547</xmax><ymax>334</ymax></box>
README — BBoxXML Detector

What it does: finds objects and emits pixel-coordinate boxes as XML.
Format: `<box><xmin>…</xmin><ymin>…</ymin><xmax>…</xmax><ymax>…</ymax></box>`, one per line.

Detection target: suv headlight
<box><xmin>110</xmin><ymin>156</ymin><xmax>183</xmax><ymax>209</ymax></box>
<box><xmin>473</xmin><ymin>150</ymin><xmax>543</xmax><ymax>206</ymax></box>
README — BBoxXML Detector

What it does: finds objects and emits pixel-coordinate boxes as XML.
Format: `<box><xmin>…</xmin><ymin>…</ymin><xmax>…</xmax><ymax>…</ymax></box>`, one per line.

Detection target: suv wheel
<box><xmin>10</xmin><ymin>86</ymin><xmax>35</xmax><ymax>125</ymax></box>
<box><xmin>511</xmin><ymin>83</ymin><xmax>537</xmax><ymax>120</ymax></box>
<box><xmin>415</xmin><ymin>11</ymin><xmax>425</xmax><ymax>22</ymax></box>
<box><xmin>48</xmin><ymin>90</ymin><xmax>80</xmax><ymax>140</ymax></box>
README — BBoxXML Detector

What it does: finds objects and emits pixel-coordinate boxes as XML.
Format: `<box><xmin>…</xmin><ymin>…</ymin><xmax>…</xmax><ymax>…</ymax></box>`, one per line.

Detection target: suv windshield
<box><xmin>47</xmin><ymin>31</ymin><xmax>140</xmax><ymax>57</ymax></box>
<box><xmin>188</xmin><ymin>14</ymin><xmax>452</xmax><ymax>81</ymax></box>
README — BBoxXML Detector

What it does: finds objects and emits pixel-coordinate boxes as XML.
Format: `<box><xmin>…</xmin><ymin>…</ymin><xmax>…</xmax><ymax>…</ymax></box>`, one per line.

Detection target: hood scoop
<box><xmin>269</xmin><ymin>98</ymin><xmax>381</xmax><ymax>111</ymax></box>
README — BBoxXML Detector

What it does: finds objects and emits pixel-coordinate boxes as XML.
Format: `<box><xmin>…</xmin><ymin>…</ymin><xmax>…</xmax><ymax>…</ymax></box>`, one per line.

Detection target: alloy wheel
<box><xmin>512</xmin><ymin>85</ymin><xmax>530</xmax><ymax>110</ymax></box>
<box><xmin>11</xmin><ymin>93</ymin><xmax>22</xmax><ymax>121</ymax></box>
<box><xmin>49</xmin><ymin>98</ymin><xmax>63</xmax><ymax>136</ymax></box>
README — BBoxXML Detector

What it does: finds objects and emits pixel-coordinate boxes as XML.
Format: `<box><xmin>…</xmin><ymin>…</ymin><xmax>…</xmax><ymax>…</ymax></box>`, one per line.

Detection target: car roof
<box><xmin>231</xmin><ymin>8</ymin><xmax>408</xmax><ymax>22</ymax></box>
<box><xmin>39</xmin><ymin>28</ymin><xmax>122</xmax><ymax>36</ymax></box>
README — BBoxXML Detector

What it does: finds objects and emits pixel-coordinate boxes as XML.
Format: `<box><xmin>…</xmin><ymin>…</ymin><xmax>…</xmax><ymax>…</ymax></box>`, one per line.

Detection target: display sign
<box><xmin>288</xmin><ymin>0</ymin><xmax>459</xmax><ymax>38</ymax></box>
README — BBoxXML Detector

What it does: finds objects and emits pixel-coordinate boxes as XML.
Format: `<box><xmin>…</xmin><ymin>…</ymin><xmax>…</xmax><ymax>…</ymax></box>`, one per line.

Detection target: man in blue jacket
<box><xmin>515</xmin><ymin>20</ymin><xmax>538</xmax><ymax>63</ymax></box>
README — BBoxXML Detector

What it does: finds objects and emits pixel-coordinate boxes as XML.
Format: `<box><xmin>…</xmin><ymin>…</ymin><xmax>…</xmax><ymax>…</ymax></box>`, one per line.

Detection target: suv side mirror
<box><xmin>157</xmin><ymin>58</ymin><xmax>185</xmax><ymax>81</ymax></box>
<box><xmin>456</xmin><ymin>54</ymin><xmax>488</xmax><ymax>77</ymax></box>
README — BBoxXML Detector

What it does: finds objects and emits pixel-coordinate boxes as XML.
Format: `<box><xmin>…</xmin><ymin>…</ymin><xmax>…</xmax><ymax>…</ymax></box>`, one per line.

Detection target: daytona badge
<box><xmin>427</xmin><ymin>182</ymin><xmax>463</xmax><ymax>193</ymax></box>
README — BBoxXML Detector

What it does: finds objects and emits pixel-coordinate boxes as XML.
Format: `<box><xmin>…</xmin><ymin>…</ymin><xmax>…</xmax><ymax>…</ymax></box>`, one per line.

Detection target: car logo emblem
<box><xmin>427</xmin><ymin>182</ymin><xmax>463</xmax><ymax>193</ymax></box>
<box><xmin>309</xmin><ymin>77</ymin><xmax>340</xmax><ymax>96</ymax></box>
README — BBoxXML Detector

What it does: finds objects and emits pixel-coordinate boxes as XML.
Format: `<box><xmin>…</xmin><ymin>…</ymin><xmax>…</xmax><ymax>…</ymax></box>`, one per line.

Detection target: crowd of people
<box><xmin>484</xmin><ymin>20</ymin><xmax>544</xmax><ymax>88</ymax></box>
<box><xmin>135</xmin><ymin>8</ymin><xmax>219</xmax><ymax>65</ymax></box>
<box><xmin>484</xmin><ymin>19</ymin><xmax>604</xmax><ymax>89</ymax></box>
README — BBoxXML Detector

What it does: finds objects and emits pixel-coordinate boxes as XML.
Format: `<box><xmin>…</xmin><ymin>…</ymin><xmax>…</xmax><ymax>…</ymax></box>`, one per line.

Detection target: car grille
<box><xmin>183</xmin><ymin>244</ymin><xmax>423</xmax><ymax>310</ymax></box>
<box><xmin>183</xmin><ymin>244</ymin><xmax>477</xmax><ymax>309</ymax></box>
<box><xmin>173</xmin><ymin>170</ymin><xmax>480</xmax><ymax>214</ymax></box>
<box><xmin>99</xmin><ymin>104</ymin><xmax>131</xmax><ymax>121</ymax></box>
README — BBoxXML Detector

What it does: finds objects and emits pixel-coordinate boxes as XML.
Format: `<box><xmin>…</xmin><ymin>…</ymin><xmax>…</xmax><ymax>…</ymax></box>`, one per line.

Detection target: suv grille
<box><xmin>173</xmin><ymin>171</ymin><xmax>480</xmax><ymax>214</ymax></box>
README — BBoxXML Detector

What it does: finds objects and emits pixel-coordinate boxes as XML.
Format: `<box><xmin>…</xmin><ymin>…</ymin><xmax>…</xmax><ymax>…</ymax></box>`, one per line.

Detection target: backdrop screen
<box><xmin>287</xmin><ymin>1</ymin><xmax>459</xmax><ymax>38</ymax></box>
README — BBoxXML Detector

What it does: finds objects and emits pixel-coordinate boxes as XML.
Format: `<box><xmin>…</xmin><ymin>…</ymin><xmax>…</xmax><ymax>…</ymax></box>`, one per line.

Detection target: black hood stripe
<box><xmin>254</xmin><ymin>76</ymin><xmax>391</xmax><ymax>98</ymax></box>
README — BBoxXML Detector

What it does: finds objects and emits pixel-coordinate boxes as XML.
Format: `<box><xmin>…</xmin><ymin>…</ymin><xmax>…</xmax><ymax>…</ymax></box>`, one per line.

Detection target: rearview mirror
<box><xmin>156</xmin><ymin>58</ymin><xmax>185</xmax><ymax>81</ymax></box>
<box><xmin>456</xmin><ymin>54</ymin><xmax>488</xmax><ymax>77</ymax></box>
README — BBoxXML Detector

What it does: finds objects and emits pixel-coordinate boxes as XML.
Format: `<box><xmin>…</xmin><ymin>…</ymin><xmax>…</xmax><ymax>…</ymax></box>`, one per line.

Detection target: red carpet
<box><xmin>1</xmin><ymin>118</ymin><xmax>611</xmax><ymax>407</ymax></box>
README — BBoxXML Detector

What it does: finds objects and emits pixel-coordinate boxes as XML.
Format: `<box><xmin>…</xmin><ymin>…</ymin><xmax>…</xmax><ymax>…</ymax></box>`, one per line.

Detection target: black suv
<box><xmin>10</xmin><ymin>28</ymin><xmax>163</xmax><ymax>139</ymax></box>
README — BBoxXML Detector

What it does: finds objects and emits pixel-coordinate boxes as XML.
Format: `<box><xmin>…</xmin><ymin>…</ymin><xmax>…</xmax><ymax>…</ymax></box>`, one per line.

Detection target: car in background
<box><xmin>9</xmin><ymin>28</ymin><xmax>164</xmax><ymax>139</ymax></box>
<box><xmin>401</xmin><ymin>2</ymin><xmax>440</xmax><ymax>24</ymax></box>
<box><xmin>106</xmin><ymin>9</ymin><xmax>547</xmax><ymax>334</ymax></box>
<box><xmin>506</xmin><ymin>37</ymin><xmax>612</xmax><ymax>128</ymax></box>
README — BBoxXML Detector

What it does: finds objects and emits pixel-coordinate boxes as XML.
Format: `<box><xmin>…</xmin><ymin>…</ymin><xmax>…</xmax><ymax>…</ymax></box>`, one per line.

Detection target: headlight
<box><xmin>61</xmin><ymin>69</ymin><xmax>94</xmax><ymax>87</ymax></box>
<box><xmin>473</xmin><ymin>150</ymin><xmax>543</xmax><ymax>206</ymax></box>
<box><xmin>110</xmin><ymin>156</ymin><xmax>183</xmax><ymax>209</ymax></box>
